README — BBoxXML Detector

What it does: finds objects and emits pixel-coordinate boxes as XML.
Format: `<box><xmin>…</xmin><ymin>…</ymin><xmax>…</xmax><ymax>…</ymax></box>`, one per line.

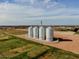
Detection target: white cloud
<box><xmin>0</xmin><ymin>0</ymin><xmax>79</xmax><ymax>18</ymax></box>
<box><xmin>0</xmin><ymin>2</ymin><xmax>44</xmax><ymax>17</ymax></box>
<box><xmin>44</xmin><ymin>0</ymin><xmax>50</xmax><ymax>4</ymax></box>
<box><xmin>15</xmin><ymin>0</ymin><xmax>29</xmax><ymax>3</ymax></box>
<box><xmin>0</xmin><ymin>0</ymin><xmax>79</xmax><ymax>25</ymax></box>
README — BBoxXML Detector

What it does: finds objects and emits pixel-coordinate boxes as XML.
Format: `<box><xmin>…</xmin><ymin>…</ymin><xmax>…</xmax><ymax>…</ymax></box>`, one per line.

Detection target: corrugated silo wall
<box><xmin>28</xmin><ymin>26</ymin><xmax>33</xmax><ymax>38</ymax></box>
<box><xmin>33</xmin><ymin>26</ymin><xmax>39</xmax><ymax>39</ymax></box>
<box><xmin>46</xmin><ymin>27</ymin><xmax>53</xmax><ymax>41</ymax></box>
<box><xmin>39</xmin><ymin>26</ymin><xmax>45</xmax><ymax>40</ymax></box>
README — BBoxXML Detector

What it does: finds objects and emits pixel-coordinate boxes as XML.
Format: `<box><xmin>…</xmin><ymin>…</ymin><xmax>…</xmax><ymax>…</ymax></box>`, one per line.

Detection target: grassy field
<box><xmin>75</xmin><ymin>31</ymin><xmax>79</xmax><ymax>34</ymax></box>
<box><xmin>0</xmin><ymin>29</ymin><xmax>79</xmax><ymax>59</ymax></box>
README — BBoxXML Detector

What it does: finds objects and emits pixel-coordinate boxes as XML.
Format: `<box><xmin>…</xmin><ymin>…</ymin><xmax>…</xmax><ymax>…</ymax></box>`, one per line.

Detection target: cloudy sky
<box><xmin>0</xmin><ymin>0</ymin><xmax>79</xmax><ymax>25</ymax></box>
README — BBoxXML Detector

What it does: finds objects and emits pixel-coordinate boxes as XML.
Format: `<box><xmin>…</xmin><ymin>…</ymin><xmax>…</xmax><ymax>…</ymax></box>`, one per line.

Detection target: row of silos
<box><xmin>28</xmin><ymin>26</ymin><xmax>53</xmax><ymax>41</ymax></box>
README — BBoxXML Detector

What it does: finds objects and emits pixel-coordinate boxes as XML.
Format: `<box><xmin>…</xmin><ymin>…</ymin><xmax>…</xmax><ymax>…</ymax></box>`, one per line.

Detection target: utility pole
<box><xmin>41</xmin><ymin>20</ymin><xmax>43</xmax><ymax>26</ymax></box>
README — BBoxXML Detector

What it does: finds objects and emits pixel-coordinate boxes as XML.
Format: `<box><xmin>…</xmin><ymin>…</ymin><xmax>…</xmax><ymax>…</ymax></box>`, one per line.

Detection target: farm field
<box><xmin>5</xmin><ymin>29</ymin><xmax>27</xmax><ymax>35</ymax></box>
<box><xmin>0</xmin><ymin>29</ymin><xmax>79</xmax><ymax>59</ymax></box>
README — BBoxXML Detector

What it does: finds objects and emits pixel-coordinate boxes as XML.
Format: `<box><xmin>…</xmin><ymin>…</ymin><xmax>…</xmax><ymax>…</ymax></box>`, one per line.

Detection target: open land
<box><xmin>0</xmin><ymin>28</ymin><xmax>79</xmax><ymax>59</ymax></box>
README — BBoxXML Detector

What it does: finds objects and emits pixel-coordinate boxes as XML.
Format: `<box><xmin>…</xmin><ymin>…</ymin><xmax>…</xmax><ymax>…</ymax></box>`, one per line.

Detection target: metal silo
<box><xmin>46</xmin><ymin>27</ymin><xmax>53</xmax><ymax>41</ymax></box>
<box><xmin>28</xmin><ymin>26</ymin><xmax>33</xmax><ymax>38</ymax></box>
<box><xmin>39</xmin><ymin>26</ymin><xmax>45</xmax><ymax>40</ymax></box>
<box><xmin>33</xmin><ymin>26</ymin><xmax>39</xmax><ymax>39</ymax></box>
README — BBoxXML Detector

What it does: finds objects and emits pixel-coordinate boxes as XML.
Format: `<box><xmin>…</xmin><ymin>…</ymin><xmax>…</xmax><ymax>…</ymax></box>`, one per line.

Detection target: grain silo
<box><xmin>39</xmin><ymin>26</ymin><xmax>45</xmax><ymax>40</ymax></box>
<box><xmin>33</xmin><ymin>26</ymin><xmax>39</xmax><ymax>38</ymax></box>
<box><xmin>46</xmin><ymin>27</ymin><xmax>53</xmax><ymax>41</ymax></box>
<box><xmin>28</xmin><ymin>26</ymin><xmax>33</xmax><ymax>38</ymax></box>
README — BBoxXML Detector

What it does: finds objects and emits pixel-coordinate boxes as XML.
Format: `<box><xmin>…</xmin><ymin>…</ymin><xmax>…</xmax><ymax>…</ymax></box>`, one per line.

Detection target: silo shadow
<box><xmin>53</xmin><ymin>37</ymin><xmax>72</xmax><ymax>42</ymax></box>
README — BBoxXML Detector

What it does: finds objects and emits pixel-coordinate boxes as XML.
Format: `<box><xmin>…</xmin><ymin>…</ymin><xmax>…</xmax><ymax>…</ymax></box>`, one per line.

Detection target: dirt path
<box><xmin>53</xmin><ymin>31</ymin><xmax>79</xmax><ymax>54</ymax></box>
<box><xmin>12</xmin><ymin>31</ymin><xmax>79</xmax><ymax>54</ymax></box>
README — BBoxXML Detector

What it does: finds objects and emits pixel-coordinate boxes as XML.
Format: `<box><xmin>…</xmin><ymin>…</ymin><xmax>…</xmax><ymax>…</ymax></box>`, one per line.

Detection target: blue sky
<box><xmin>0</xmin><ymin>0</ymin><xmax>79</xmax><ymax>25</ymax></box>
